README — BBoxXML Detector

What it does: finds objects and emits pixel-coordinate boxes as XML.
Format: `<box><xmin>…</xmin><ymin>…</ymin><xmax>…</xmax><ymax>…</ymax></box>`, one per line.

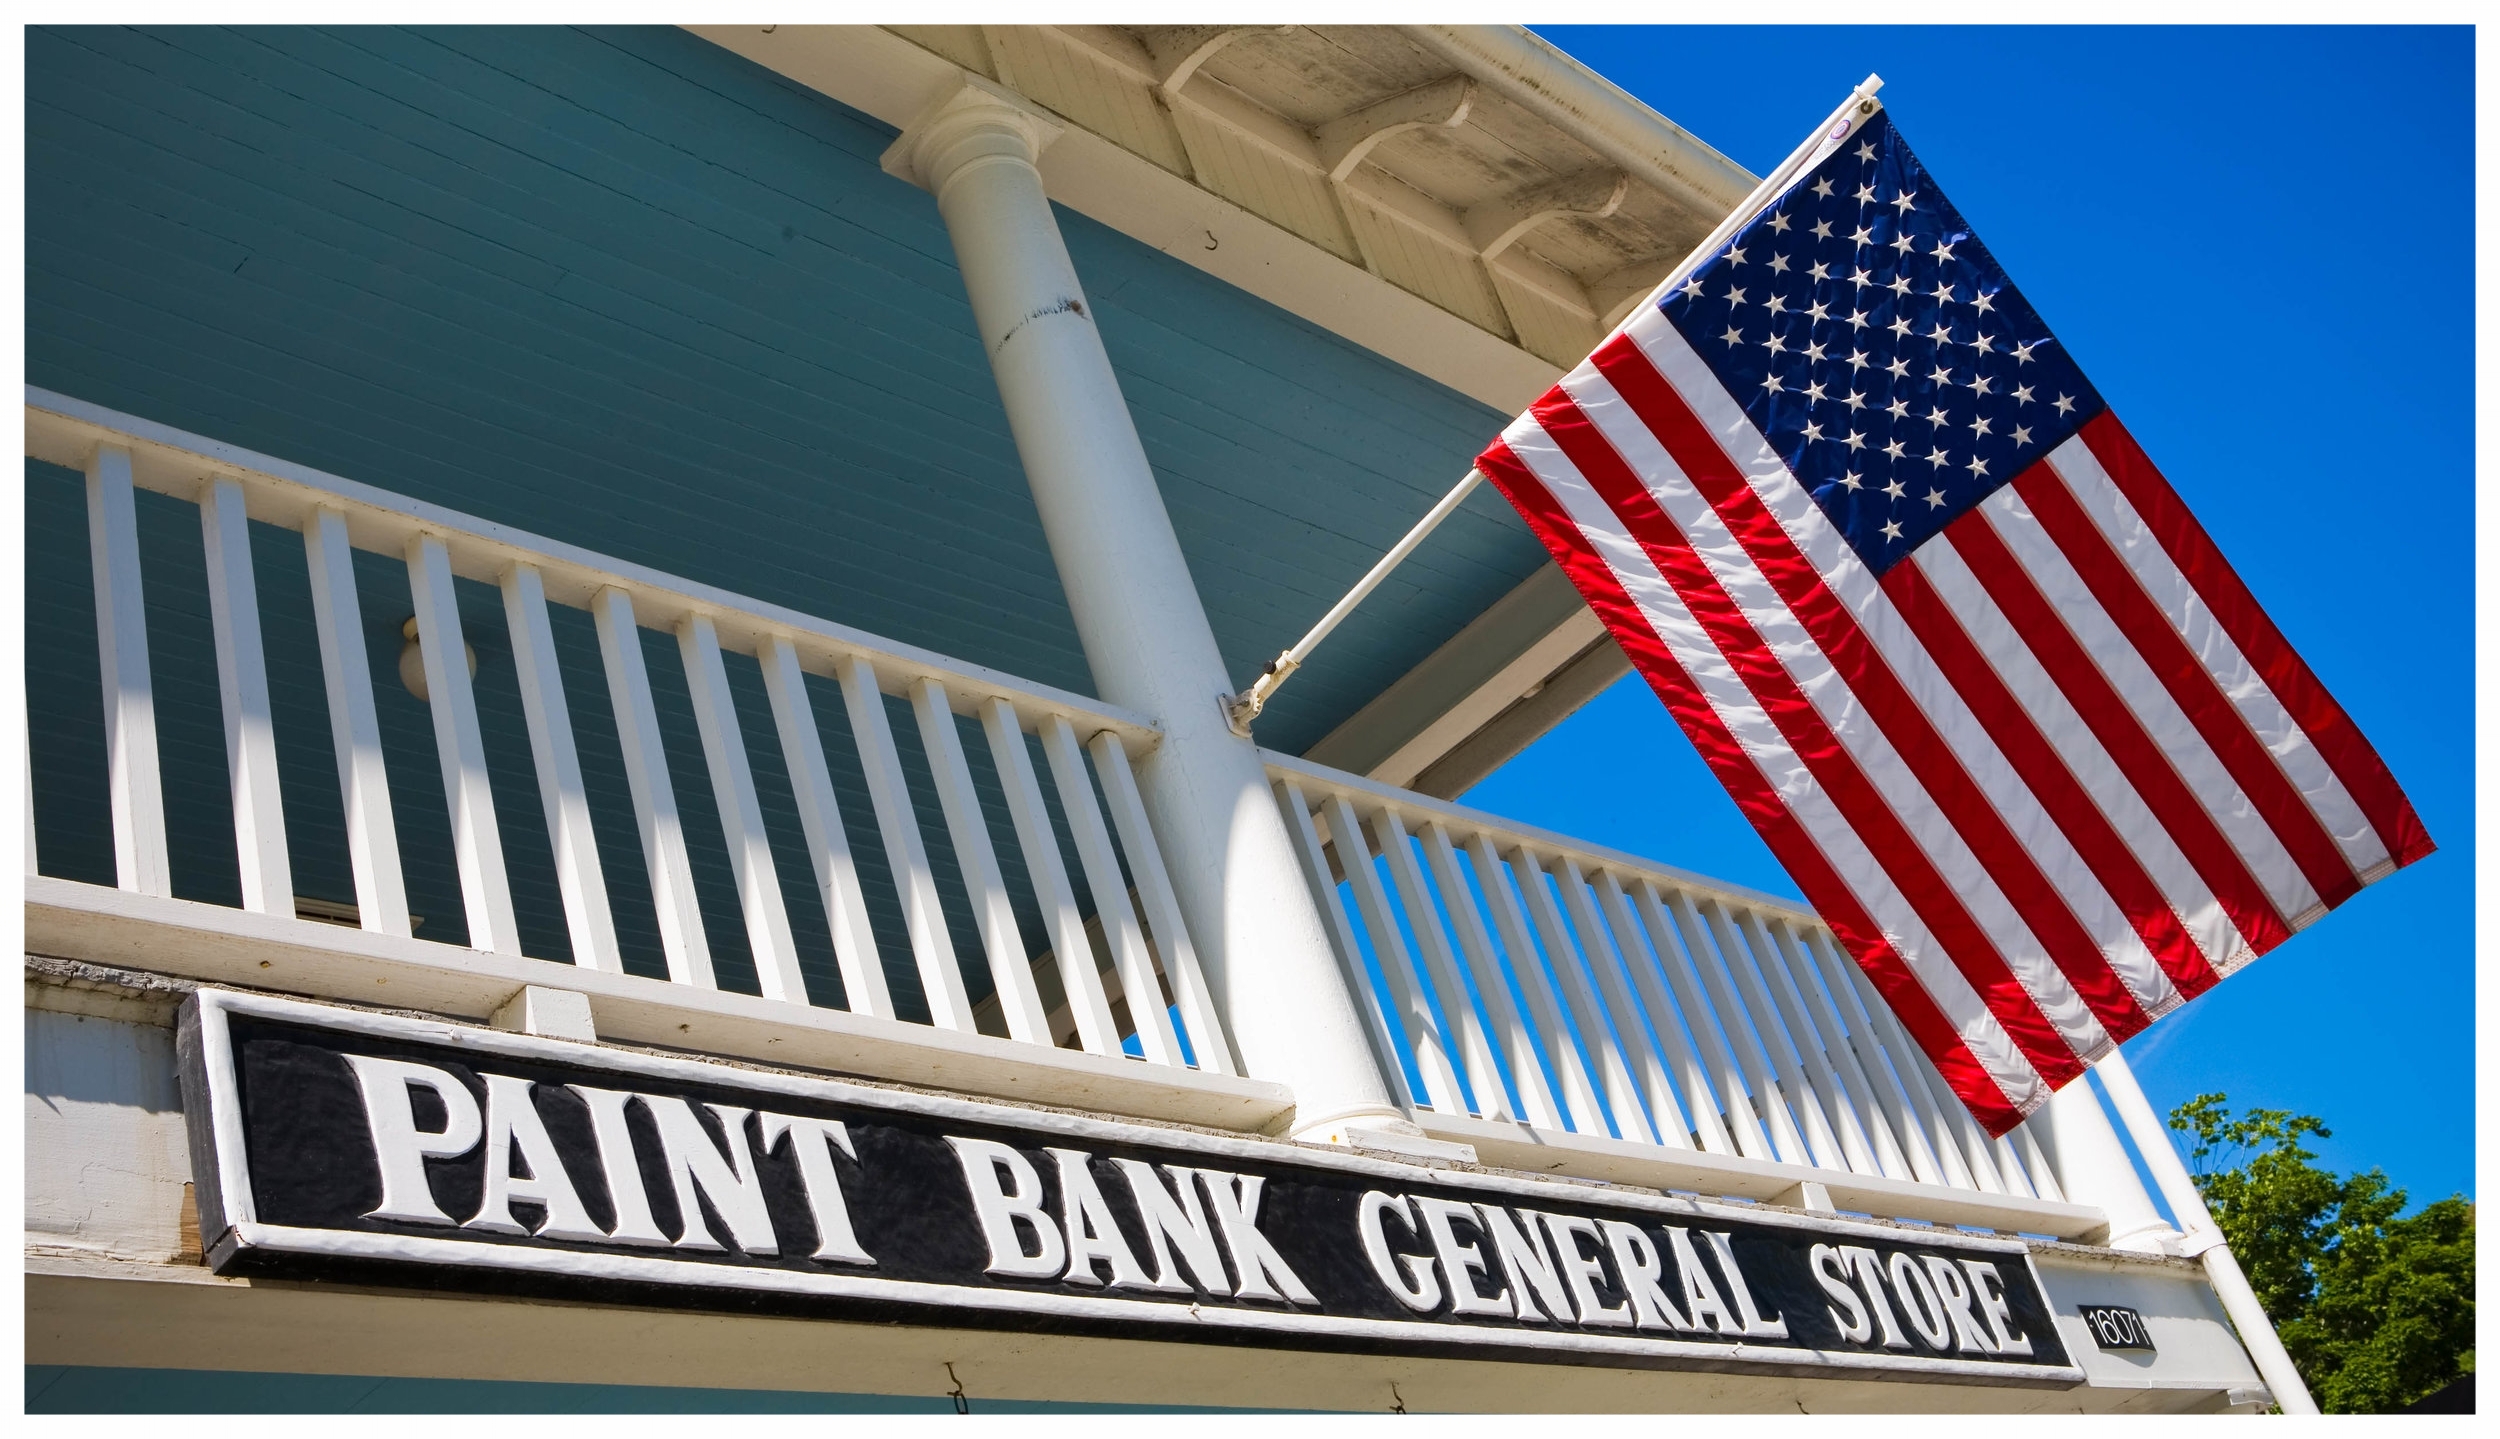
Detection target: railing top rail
<box><xmin>28</xmin><ymin>388</ymin><xmax>1158</xmax><ymax>750</ymax></box>
<box><xmin>1263</xmin><ymin>748</ymin><xmax>1824</xmax><ymax>930</ymax></box>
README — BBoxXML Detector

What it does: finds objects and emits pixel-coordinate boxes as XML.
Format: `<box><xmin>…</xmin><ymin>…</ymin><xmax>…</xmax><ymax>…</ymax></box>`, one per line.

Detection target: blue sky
<box><xmin>1467</xmin><ymin>26</ymin><xmax>2474</xmax><ymax>1204</ymax></box>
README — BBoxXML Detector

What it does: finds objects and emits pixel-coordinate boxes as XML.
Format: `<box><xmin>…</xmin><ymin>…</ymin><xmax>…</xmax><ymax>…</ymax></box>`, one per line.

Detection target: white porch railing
<box><xmin>25</xmin><ymin>389</ymin><xmax>1232</xmax><ymax>1077</ymax></box>
<box><xmin>1270</xmin><ymin>752</ymin><xmax>2099</xmax><ymax>1234</ymax></box>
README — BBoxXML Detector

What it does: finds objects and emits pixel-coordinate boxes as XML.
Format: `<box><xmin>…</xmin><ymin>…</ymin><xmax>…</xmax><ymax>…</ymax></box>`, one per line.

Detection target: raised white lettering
<box><xmin>1110</xmin><ymin>1159</ymin><xmax>1228</xmax><ymax>1295</ymax></box>
<box><xmin>1922</xmin><ymin>1254</ymin><xmax>1998</xmax><ymax>1353</ymax></box>
<box><xmin>1887</xmin><ymin>1251</ymin><xmax>1953</xmax><ymax>1350</ymax></box>
<box><xmin>1194</xmin><ymin>1169</ymin><xmax>1315</xmax><ymax>1304</ymax></box>
<box><xmin>1708</xmin><ymin>1230</ymin><xmax>1789</xmax><ymax>1338</ymax></box>
<box><xmin>1840</xmin><ymin>1244</ymin><xmax>1911</xmax><ymax>1348</ymax></box>
<box><xmin>1357</xmin><ymin>1191</ymin><xmax>1440</xmax><ymax>1312</ymax></box>
<box><xmin>1664</xmin><ymin>1226</ymin><xmax>1739</xmax><ymax>1334</ymax></box>
<box><xmin>758</xmin><ymin>1113</ymin><xmax>872</xmax><ymax>1265</ymax></box>
<box><xmin>1537</xmin><ymin>1212</ymin><xmax>1631</xmax><ymax>1328</ymax></box>
<box><xmin>640</xmin><ymin>1097</ymin><xmax>777</xmax><ymax>1254</ymax></box>
<box><xmin>343</xmin><ymin>1054</ymin><xmax>481</xmax><ymax>1226</ymax></box>
<box><xmin>1600</xmin><ymin>1220</ymin><xmax>1694</xmax><ymax>1332</ymax></box>
<box><xmin>947</xmin><ymin>1137</ymin><xmax>1064</xmax><ymax>1278</ymax></box>
<box><xmin>568</xmin><ymin>1084</ymin><xmax>667</xmax><ymax>1246</ymax></box>
<box><xmin>1416</xmin><ymin>1196</ymin><xmax>1509</xmax><ymax>1317</ymax></box>
<box><xmin>1812</xmin><ymin>1243</ymin><xmax>1875</xmax><ymax>1342</ymax></box>
<box><xmin>1050</xmin><ymin>1148</ymin><xmax>1149</xmax><ymax>1288</ymax></box>
<box><xmin>1477</xmin><ymin>1204</ymin><xmax>1570</xmax><ymax>1324</ymax></box>
<box><xmin>467</xmin><ymin>1074</ymin><xmax>602</xmax><ymax>1242</ymax></box>
<box><xmin>1961</xmin><ymin>1259</ymin><xmax>2033</xmax><ymax>1355</ymax></box>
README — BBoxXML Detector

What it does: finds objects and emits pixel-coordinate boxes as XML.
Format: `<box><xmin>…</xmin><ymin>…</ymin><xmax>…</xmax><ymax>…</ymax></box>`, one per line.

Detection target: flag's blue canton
<box><xmin>1659</xmin><ymin>111</ymin><xmax>2104</xmax><ymax>577</ymax></box>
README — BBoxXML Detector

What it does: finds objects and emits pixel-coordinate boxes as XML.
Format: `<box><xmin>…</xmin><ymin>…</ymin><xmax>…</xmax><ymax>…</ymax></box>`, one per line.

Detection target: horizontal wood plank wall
<box><xmin>24</xmin><ymin>25</ymin><xmax>1546</xmax><ymax>1017</ymax></box>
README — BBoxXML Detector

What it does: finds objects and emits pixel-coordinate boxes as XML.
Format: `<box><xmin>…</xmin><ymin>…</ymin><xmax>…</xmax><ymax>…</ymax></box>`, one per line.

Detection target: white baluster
<box><xmin>198</xmin><ymin>476</ymin><xmax>291</xmax><ymax>914</ymax></box>
<box><xmin>406</xmin><ymin>534</ymin><xmax>520</xmax><ymax>955</ymax></box>
<box><xmin>592</xmin><ymin>587</ymin><xmax>713</xmax><ymax>987</ymax></box>
<box><xmin>1744</xmin><ymin>910</ymin><xmax>1887</xmax><ymax>1176</ymax></box>
<box><xmin>1373</xmin><ymin>806</ymin><xmax>1508</xmax><ymax>1118</ymax></box>
<box><xmin>679</xmin><ymin>616</ymin><xmax>807</xmax><ymax>1004</ymax></box>
<box><xmin>303</xmin><ymin>507</ymin><xmax>409</xmax><ymax>936</ymax></box>
<box><xmin>834</xmin><ymin>655</ymin><xmax>973</xmax><ymax>1031</ymax></box>
<box><xmin>1421</xmin><ymin>821</ymin><xmax>1562</xmax><ymax>1129</ymax></box>
<box><xmin>1819</xmin><ymin>931</ymin><xmax>1985</xmax><ymax>1190</ymax></box>
<box><xmin>1506</xmin><ymin>845</ymin><xmax>1653</xmax><ymax>1142</ymax></box>
<box><xmin>1691</xmin><ymin>896</ymin><xmax>1816</xmax><ymax>1167</ymax></box>
<box><xmin>1462</xmin><ymin>833</ymin><xmax>1604</xmax><ymax>1135</ymax></box>
<box><xmin>1088</xmin><ymin>733</ymin><xmax>1234</xmax><ymax>1075</ymax></box>
<box><xmin>1276</xmin><ymin>779</ymin><xmax>1412</xmax><ymax>1107</ymax></box>
<box><xmin>980</xmin><ymin>701</ymin><xmax>1102</xmax><ymax>1052</ymax></box>
<box><xmin>2012</xmin><ymin>1117</ymin><xmax>2066</xmax><ymax>1203</ymax></box>
<box><xmin>909</xmin><ymin>678</ymin><xmax>1053</xmax><ymax>1047</ymax></box>
<box><xmin>1322</xmin><ymin>793</ymin><xmax>1464</xmax><ymax>1113</ymax></box>
<box><xmin>1792</xmin><ymin>923</ymin><xmax>1944</xmax><ymax>1185</ymax></box>
<box><xmin>758</xmin><ymin>638</ymin><xmax>893</xmax><ymax>1019</ymax></box>
<box><xmin>1726</xmin><ymin>905</ymin><xmax>1850</xmax><ymax>1170</ymax></box>
<box><xmin>1641</xmin><ymin>885</ymin><xmax>1766</xmax><ymax>1158</ymax></box>
<box><xmin>1552</xmin><ymin>854</ymin><xmax>1690</xmax><ymax>1150</ymax></box>
<box><xmin>1585</xmin><ymin>871</ymin><xmax>1717</xmax><ymax>1155</ymax></box>
<box><xmin>85</xmin><ymin>444</ymin><xmax>169</xmax><ymax>896</ymax></box>
<box><xmin>500</xmin><ymin>563</ymin><xmax>619</xmax><ymax>972</ymax></box>
<box><xmin>1033</xmin><ymin>717</ymin><xmax>1136</xmax><ymax>1057</ymax></box>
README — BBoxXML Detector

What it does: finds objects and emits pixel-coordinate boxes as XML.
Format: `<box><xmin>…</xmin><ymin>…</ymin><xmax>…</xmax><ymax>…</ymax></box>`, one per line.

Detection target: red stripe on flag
<box><xmin>1884</xmin><ymin>558</ymin><xmax>2222</xmax><ymax>1000</ymax></box>
<box><xmin>2014</xmin><ymin>465</ymin><xmax>2361</xmax><ymax>913</ymax></box>
<box><xmin>2076</xmin><ymin>412</ymin><xmax>2433</xmax><ymax>873</ymax></box>
<box><xmin>1945</xmin><ymin>502</ymin><xmax>2295</xmax><ymax>953</ymax></box>
<box><xmin>1529</xmin><ymin>392</ymin><xmax>2088</xmax><ymax>1087</ymax></box>
<box><xmin>1475</xmin><ymin>436</ymin><xmax>2034</xmax><ymax>1132</ymax></box>
<box><xmin>1591</xmin><ymin>339</ymin><xmax>2155</xmax><ymax>1043</ymax></box>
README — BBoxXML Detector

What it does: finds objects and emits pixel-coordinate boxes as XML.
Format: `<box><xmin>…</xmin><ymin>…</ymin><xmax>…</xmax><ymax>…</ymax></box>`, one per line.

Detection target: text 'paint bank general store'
<box><xmin>27</xmin><ymin>24</ymin><xmax>2279</xmax><ymax>1412</ymax></box>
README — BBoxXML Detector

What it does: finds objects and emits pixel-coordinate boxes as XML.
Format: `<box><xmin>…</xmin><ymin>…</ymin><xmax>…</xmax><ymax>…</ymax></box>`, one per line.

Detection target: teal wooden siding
<box><xmin>24</xmin><ymin>25</ymin><xmax>1541</xmax><ymax>1014</ymax></box>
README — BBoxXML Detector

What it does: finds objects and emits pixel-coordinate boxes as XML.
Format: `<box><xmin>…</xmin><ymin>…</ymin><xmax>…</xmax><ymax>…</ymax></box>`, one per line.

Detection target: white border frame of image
<box><xmin>187</xmin><ymin>987</ymin><xmax>2085</xmax><ymax>1387</ymax></box>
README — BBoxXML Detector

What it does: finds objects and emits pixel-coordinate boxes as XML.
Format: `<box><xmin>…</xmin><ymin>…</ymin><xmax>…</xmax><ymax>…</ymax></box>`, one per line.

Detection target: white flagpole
<box><xmin>2095</xmin><ymin>1050</ymin><xmax>2321</xmax><ymax>1413</ymax></box>
<box><xmin>1223</xmin><ymin>74</ymin><xmax>1887</xmax><ymax>737</ymax></box>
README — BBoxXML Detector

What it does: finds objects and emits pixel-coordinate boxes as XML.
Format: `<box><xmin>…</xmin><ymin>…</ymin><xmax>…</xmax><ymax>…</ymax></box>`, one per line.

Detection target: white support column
<box><xmin>303</xmin><ymin>507</ymin><xmax>410</xmax><ymax>937</ymax></box>
<box><xmin>2026</xmin><ymin>1073</ymin><xmax>2177</xmax><ymax>1253</ymax></box>
<box><xmin>85</xmin><ymin>443</ymin><xmax>170</xmax><ymax>896</ymax></box>
<box><xmin>890</xmin><ymin>78</ymin><xmax>1400</xmax><ymax>1139</ymax></box>
<box><xmin>406</xmin><ymin>534</ymin><xmax>522</xmax><ymax>955</ymax></box>
<box><xmin>198</xmin><ymin>476</ymin><xmax>292</xmax><ymax>914</ymax></box>
<box><xmin>501</xmin><ymin>562</ymin><xmax>621</xmax><ymax>973</ymax></box>
<box><xmin>2096</xmin><ymin>1050</ymin><xmax>2320</xmax><ymax>1415</ymax></box>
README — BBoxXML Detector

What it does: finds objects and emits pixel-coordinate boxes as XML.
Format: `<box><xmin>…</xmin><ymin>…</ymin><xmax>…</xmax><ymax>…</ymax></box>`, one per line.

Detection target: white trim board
<box><xmin>685</xmin><ymin>25</ymin><xmax>1564</xmax><ymax>416</ymax></box>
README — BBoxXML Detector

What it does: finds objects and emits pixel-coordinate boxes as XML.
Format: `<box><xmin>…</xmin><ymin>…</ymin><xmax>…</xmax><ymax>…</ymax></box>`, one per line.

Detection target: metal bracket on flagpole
<box><xmin>1219</xmin><ymin>74</ymin><xmax>1887</xmax><ymax>741</ymax></box>
<box><xmin>1224</xmin><ymin>468</ymin><xmax>1485</xmax><ymax>737</ymax></box>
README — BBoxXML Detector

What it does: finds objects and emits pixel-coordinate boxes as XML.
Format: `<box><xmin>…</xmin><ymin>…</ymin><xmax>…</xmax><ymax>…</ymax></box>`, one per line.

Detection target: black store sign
<box><xmin>179</xmin><ymin>990</ymin><xmax>2078</xmax><ymax>1384</ymax></box>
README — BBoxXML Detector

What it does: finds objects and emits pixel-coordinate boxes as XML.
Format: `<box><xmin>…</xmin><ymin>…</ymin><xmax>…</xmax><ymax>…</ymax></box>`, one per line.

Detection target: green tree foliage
<box><xmin>2170</xmin><ymin>1094</ymin><xmax>2474</xmax><ymax>1413</ymax></box>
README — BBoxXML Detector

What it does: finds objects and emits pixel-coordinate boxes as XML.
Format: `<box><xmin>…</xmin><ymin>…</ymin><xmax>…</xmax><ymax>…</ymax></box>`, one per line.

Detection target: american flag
<box><xmin>1476</xmin><ymin>106</ymin><xmax>2431</xmax><ymax>1135</ymax></box>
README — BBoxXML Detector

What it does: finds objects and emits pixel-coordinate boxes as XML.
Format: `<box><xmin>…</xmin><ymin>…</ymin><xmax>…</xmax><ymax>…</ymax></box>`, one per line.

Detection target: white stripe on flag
<box><xmin>1557</xmin><ymin>357</ymin><xmax>2130</xmax><ymax>1049</ymax></box>
<box><xmin>2043</xmin><ymin>437</ymin><xmax>2390</xmax><ymax>877</ymax></box>
<box><xmin>1499</xmin><ymin>409</ymin><xmax>2048</xmax><ymax>1114</ymax></box>
<box><xmin>1907</xmin><ymin>535</ymin><xmax>2253</xmax><ymax>972</ymax></box>
<box><xmin>1976</xmin><ymin>484</ymin><xmax>2325</xmax><ymax>924</ymax></box>
<box><xmin>1618</xmin><ymin>313</ymin><xmax>2187</xmax><ymax>1021</ymax></box>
